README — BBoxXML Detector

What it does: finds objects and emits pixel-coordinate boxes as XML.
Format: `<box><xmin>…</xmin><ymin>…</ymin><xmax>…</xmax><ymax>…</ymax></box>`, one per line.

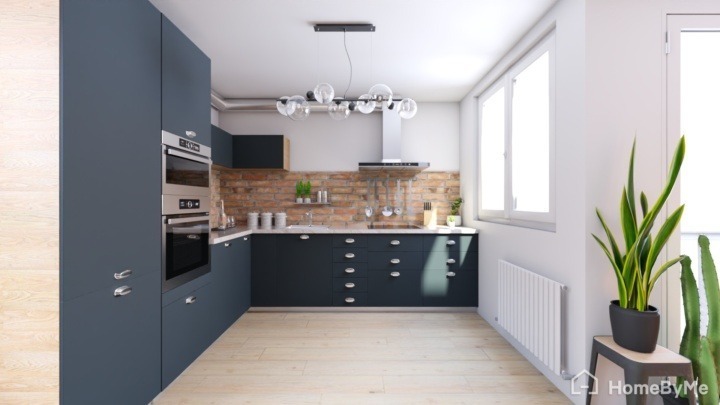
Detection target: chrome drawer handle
<box><xmin>345</xmin><ymin>238</ymin><xmax>355</xmax><ymax>244</ymax></box>
<box><xmin>345</xmin><ymin>283</ymin><xmax>355</xmax><ymax>289</ymax></box>
<box><xmin>185</xmin><ymin>296</ymin><xmax>197</xmax><ymax>305</ymax></box>
<box><xmin>113</xmin><ymin>286</ymin><xmax>132</xmax><ymax>297</ymax></box>
<box><xmin>243</xmin><ymin>237</ymin><xmax>249</xmax><ymax>241</ymax></box>
<box><xmin>185</xmin><ymin>130</ymin><xmax>196</xmax><ymax>138</ymax></box>
<box><xmin>345</xmin><ymin>253</ymin><xmax>355</xmax><ymax>259</ymax></box>
<box><xmin>224</xmin><ymin>242</ymin><xmax>232</xmax><ymax>247</ymax></box>
<box><xmin>187</xmin><ymin>234</ymin><xmax>200</xmax><ymax>240</ymax></box>
<box><xmin>390</xmin><ymin>240</ymin><xmax>401</xmax><ymax>246</ymax></box>
<box><xmin>446</xmin><ymin>258</ymin><xmax>456</xmax><ymax>265</ymax></box>
<box><xmin>446</xmin><ymin>240</ymin><xmax>456</xmax><ymax>246</ymax></box>
<box><xmin>446</xmin><ymin>271</ymin><xmax>457</xmax><ymax>278</ymax></box>
<box><xmin>390</xmin><ymin>258</ymin><xmax>400</xmax><ymax>264</ymax></box>
<box><xmin>345</xmin><ymin>268</ymin><xmax>355</xmax><ymax>274</ymax></box>
<box><xmin>390</xmin><ymin>271</ymin><xmax>400</xmax><ymax>277</ymax></box>
<box><xmin>300</xmin><ymin>235</ymin><xmax>310</xmax><ymax>240</ymax></box>
<box><xmin>345</xmin><ymin>297</ymin><xmax>355</xmax><ymax>303</ymax></box>
<box><xmin>114</xmin><ymin>269</ymin><xmax>132</xmax><ymax>280</ymax></box>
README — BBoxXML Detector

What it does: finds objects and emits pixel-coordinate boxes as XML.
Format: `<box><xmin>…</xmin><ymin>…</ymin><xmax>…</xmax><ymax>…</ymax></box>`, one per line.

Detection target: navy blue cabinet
<box><xmin>211</xmin><ymin>236</ymin><xmax>251</xmax><ymax>334</ymax></box>
<box><xmin>276</xmin><ymin>234</ymin><xmax>333</xmax><ymax>306</ymax></box>
<box><xmin>211</xmin><ymin>125</ymin><xmax>233</xmax><ymax>167</ymax></box>
<box><xmin>60</xmin><ymin>0</ymin><xmax>161</xmax><ymax>403</ymax></box>
<box><xmin>420</xmin><ymin>235</ymin><xmax>479</xmax><ymax>306</ymax></box>
<box><xmin>233</xmin><ymin>135</ymin><xmax>290</xmax><ymax>169</ymax></box>
<box><xmin>251</xmin><ymin>235</ymin><xmax>278</xmax><ymax>306</ymax></box>
<box><xmin>162</xmin><ymin>15</ymin><xmax>211</xmax><ymax>146</ymax></box>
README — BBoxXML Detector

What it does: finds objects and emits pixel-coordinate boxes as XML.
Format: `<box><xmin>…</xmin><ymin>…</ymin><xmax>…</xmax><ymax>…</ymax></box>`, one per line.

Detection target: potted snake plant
<box><xmin>592</xmin><ymin>136</ymin><xmax>686</xmax><ymax>353</ymax></box>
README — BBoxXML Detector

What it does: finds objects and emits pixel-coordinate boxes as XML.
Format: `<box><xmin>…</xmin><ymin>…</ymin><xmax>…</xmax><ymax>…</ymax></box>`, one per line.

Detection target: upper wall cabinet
<box><xmin>162</xmin><ymin>16</ymin><xmax>211</xmax><ymax>146</ymax></box>
<box><xmin>211</xmin><ymin>125</ymin><xmax>233</xmax><ymax>167</ymax></box>
<box><xmin>233</xmin><ymin>135</ymin><xmax>290</xmax><ymax>170</ymax></box>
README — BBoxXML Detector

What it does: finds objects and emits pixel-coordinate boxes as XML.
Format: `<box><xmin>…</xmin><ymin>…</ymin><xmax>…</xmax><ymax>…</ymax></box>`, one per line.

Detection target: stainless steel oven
<box><xmin>162</xmin><ymin>130</ymin><xmax>211</xmax><ymax>197</ymax></box>
<box><xmin>162</xmin><ymin>195</ymin><xmax>211</xmax><ymax>293</ymax></box>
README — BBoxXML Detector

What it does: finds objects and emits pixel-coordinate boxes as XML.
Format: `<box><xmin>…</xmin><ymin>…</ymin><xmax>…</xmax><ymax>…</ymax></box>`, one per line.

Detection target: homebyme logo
<box><xmin>571</xmin><ymin>369</ymin><xmax>711</xmax><ymax>398</ymax></box>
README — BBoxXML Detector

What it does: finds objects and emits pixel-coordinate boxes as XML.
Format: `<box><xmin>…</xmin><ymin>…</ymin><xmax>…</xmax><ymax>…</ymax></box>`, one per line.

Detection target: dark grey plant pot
<box><xmin>609</xmin><ymin>300</ymin><xmax>660</xmax><ymax>353</ymax></box>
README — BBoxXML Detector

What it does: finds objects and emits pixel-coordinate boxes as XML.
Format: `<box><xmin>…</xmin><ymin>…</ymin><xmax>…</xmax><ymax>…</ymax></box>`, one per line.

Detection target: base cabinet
<box><xmin>368</xmin><ymin>270</ymin><xmax>422</xmax><ymax>306</ymax></box>
<box><xmin>276</xmin><ymin>234</ymin><xmax>333</xmax><ymax>306</ymax></box>
<box><xmin>211</xmin><ymin>237</ymin><xmax>251</xmax><ymax>333</ymax></box>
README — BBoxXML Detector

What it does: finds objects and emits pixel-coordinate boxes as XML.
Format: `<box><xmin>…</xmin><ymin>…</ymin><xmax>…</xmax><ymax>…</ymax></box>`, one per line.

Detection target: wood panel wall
<box><xmin>0</xmin><ymin>0</ymin><xmax>60</xmax><ymax>403</ymax></box>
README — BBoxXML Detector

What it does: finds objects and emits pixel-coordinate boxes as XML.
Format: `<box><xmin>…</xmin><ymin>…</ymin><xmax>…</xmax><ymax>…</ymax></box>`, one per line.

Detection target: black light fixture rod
<box><xmin>314</xmin><ymin>23</ymin><xmax>375</xmax><ymax>32</ymax></box>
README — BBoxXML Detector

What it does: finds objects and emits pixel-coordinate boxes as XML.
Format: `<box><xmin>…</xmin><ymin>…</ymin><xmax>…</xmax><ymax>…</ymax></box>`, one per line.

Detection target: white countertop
<box><xmin>210</xmin><ymin>225</ymin><xmax>478</xmax><ymax>244</ymax></box>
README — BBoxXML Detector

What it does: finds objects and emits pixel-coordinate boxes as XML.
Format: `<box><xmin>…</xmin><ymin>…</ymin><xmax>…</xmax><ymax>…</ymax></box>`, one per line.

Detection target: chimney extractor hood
<box><xmin>358</xmin><ymin>105</ymin><xmax>429</xmax><ymax>171</ymax></box>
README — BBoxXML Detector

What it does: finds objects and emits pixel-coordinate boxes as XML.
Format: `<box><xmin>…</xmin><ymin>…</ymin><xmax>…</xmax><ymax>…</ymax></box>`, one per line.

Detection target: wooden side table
<box><xmin>587</xmin><ymin>336</ymin><xmax>695</xmax><ymax>405</ymax></box>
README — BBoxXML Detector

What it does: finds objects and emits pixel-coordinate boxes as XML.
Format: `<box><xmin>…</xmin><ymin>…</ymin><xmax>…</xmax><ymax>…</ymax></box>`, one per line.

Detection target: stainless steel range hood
<box><xmin>358</xmin><ymin>105</ymin><xmax>429</xmax><ymax>171</ymax></box>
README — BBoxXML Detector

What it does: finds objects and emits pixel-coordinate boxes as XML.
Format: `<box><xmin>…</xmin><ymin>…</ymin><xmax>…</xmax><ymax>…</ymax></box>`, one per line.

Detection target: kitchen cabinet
<box><xmin>60</xmin><ymin>0</ymin><xmax>161</xmax><ymax>403</ymax></box>
<box><xmin>367</xmin><ymin>234</ymin><xmax>423</xmax><ymax>306</ymax></box>
<box><xmin>420</xmin><ymin>235</ymin><xmax>479</xmax><ymax>306</ymax></box>
<box><xmin>251</xmin><ymin>235</ymin><xmax>278</xmax><ymax>306</ymax></box>
<box><xmin>368</xmin><ymin>270</ymin><xmax>423</xmax><ymax>306</ymax></box>
<box><xmin>211</xmin><ymin>125</ymin><xmax>233</xmax><ymax>167</ymax></box>
<box><xmin>276</xmin><ymin>234</ymin><xmax>332</xmax><ymax>306</ymax></box>
<box><xmin>233</xmin><ymin>135</ymin><xmax>290</xmax><ymax>170</ymax></box>
<box><xmin>162</xmin><ymin>282</ymin><xmax>217</xmax><ymax>389</ymax></box>
<box><xmin>211</xmin><ymin>236</ymin><xmax>251</xmax><ymax>334</ymax></box>
<box><xmin>162</xmin><ymin>15</ymin><xmax>211</xmax><ymax>146</ymax></box>
<box><xmin>333</xmin><ymin>235</ymin><xmax>368</xmax><ymax>306</ymax></box>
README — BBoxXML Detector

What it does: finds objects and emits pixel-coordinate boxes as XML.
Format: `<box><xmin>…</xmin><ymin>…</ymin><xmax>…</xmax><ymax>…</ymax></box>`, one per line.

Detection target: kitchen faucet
<box><xmin>305</xmin><ymin>209</ymin><xmax>313</xmax><ymax>226</ymax></box>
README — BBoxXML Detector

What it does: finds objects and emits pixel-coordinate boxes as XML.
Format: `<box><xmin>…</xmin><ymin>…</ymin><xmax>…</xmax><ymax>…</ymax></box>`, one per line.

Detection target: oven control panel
<box><xmin>179</xmin><ymin>199</ymin><xmax>201</xmax><ymax>209</ymax></box>
<box><xmin>179</xmin><ymin>138</ymin><xmax>201</xmax><ymax>153</ymax></box>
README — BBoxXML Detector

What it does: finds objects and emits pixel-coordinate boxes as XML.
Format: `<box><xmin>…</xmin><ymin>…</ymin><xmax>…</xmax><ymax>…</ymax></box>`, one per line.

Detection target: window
<box><xmin>477</xmin><ymin>32</ymin><xmax>555</xmax><ymax>229</ymax></box>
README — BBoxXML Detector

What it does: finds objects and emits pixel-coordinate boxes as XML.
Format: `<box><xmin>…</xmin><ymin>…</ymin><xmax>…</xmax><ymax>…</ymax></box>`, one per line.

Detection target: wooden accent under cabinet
<box><xmin>232</xmin><ymin>135</ymin><xmax>290</xmax><ymax>170</ymax></box>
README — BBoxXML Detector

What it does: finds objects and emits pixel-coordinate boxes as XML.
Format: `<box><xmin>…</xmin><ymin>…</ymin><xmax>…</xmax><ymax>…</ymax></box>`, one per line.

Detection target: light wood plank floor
<box><xmin>154</xmin><ymin>312</ymin><xmax>570</xmax><ymax>404</ymax></box>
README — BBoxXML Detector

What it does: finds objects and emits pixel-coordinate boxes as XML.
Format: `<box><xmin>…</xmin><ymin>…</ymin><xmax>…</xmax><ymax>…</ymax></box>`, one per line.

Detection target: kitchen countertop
<box><xmin>210</xmin><ymin>225</ymin><xmax>478</xmax><ymax>244</ymax></box>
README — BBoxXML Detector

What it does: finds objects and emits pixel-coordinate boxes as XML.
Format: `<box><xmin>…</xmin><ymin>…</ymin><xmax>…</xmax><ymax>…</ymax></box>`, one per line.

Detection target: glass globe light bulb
<box><xmin>397</xmin><ymin>98</ymin><xmax>418</xmax><ymax>119</ymax></box>
<box><xmin>356</xmin><ymin>94</ymin><xmax>376</xmax><ymax>114</ymax></box>
<box><xmin>328</xmin><ymin>99</ymin><xmax>350</xmax><ymax>120</ymax></box>
<box><xmin>285</xmin><ymin>95</ymin><xmax>310</xmax><ymax>121</ymax></box>
<box><xmin>276</xmin><ymin>96</ymin><xmax>289</xmax><ymax>116</ymax></box>
<box><xmin>313</xmin><ymin>83</ymin><xmax>335</xmax><ymax>104</ymax></box>
<box><xmin>368</xmin><ymin>84</ymin><xmax>393</xmax><ymax>102</ymax></box>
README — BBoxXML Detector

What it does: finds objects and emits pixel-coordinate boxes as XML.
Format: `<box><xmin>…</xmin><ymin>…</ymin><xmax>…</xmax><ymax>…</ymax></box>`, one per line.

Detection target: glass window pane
<box><xmin>480</xmin><ymin>88</ymin><xmax>505</xmax><ymax>211</ymax></box>
<box><xmin>511</xmin><ymin>52</ymin><xmax>550</xmax><ymax>213</ymax></box>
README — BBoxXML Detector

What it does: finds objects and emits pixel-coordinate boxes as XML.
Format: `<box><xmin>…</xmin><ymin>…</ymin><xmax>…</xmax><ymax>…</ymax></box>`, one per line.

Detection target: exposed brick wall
<box><xmin>210</xmin><ymin>167</ymin><xmax>460</xmax><ymax>228</ymax></box>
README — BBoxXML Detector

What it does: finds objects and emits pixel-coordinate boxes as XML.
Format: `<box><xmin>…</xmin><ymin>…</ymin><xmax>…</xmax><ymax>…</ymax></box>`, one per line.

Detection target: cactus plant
<box><xmin>676</xmin><ymin>235</ymin><xmax>720</xmax><ymax>404</ymax></box>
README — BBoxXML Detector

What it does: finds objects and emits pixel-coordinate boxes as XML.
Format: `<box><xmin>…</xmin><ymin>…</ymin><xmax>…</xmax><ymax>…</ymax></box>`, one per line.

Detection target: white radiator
<box><xmin>497</xmin><ymin>260</ymin><xmax>566</xmax><ymax>375</ymax></box>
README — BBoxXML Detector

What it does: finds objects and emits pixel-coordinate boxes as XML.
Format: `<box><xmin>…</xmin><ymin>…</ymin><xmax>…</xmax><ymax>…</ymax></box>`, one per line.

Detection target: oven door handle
<box><xmin>166</xmin><ymin>216</ymin><xmax>209</xmax><ymax>225</ymax></box>
<box><xmin>165</xmin><ymin>147</ymin><xmax>212</xmax><ymax>165</ymax></box>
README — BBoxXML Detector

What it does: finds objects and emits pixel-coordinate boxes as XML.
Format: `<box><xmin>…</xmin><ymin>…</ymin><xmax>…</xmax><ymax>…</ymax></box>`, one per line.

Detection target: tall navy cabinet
<box><xmin>60</xmin><ymin>0</ymin><xmax>161</xmax><ymax>403</ymax></box>
<box><xmin>162</xmin><ymin>16</ymin><xmax>211</xmax><ymax>146</ymax></box>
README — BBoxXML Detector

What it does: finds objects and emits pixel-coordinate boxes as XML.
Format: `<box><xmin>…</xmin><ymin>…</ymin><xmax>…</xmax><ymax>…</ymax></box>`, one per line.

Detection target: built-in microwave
<box><xmin>162</xmin><ymin>130</ymin><xmax>211</xmax><ymax>197</ymax></box>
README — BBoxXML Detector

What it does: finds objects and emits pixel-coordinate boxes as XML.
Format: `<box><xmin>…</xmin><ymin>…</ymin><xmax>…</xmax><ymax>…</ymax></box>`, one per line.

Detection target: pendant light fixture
<box><xmin>276</xmin><ymin>23</ymin><xmax>417</xmax><ymax>121</ymax></box>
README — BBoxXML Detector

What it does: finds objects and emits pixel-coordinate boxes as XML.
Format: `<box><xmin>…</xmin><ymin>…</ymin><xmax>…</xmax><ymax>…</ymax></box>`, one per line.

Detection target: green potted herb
<box><xmin>303</xmin><ymin>181</ymin><xmax>312</xmax><ymax>204</ymax></box>
<box><xmin>592</xmin><ymin>137</ymin><xmax>686</xmax><ymax>353</ymax></box>
<box><xmin>447</xmin><ymin>197</ymin><xmax>463</xmax><ymax>227</ymax></box>
<box><xmin>295</xmin><ymin>181</ymin><xmax>303</xmax><ymax>203</ymax></box>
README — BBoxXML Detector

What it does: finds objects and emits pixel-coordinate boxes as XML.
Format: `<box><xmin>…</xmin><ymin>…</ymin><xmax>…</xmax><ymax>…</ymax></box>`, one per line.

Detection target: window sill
<box><xmin>476</xmin><ymin>215</ymin><xmax>556</xmax><ymax>233</ymax></box>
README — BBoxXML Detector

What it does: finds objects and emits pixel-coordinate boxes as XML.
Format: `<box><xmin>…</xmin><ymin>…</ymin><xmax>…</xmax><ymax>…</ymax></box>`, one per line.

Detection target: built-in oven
<box><xmin>162</xmin><ymin>195</ymin><xmax>211</xmax><ymax>293</ymax></box>
<box><xmin>162</xmin><ymin>130</ymin><xmax>211</xmax><ymax>197</ymax></box>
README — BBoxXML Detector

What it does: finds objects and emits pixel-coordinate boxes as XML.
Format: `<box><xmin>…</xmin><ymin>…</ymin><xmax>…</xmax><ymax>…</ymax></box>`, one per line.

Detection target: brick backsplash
<box><xmin>210</xmin><ymin>167</ymin><xmax>460</xmax><ymax>229</ymax></box>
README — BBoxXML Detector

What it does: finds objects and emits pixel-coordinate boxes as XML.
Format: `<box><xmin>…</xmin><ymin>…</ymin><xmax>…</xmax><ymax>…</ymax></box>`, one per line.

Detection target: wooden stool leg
<box><xmin>587</xmin><ymin>339</ymin><xmax>600</xmax><ymax>405</ymax></box>
<box><xmin>623</xmin><ymin>369</ymin><xmax>648</xmax><ymax>405</ymax></box>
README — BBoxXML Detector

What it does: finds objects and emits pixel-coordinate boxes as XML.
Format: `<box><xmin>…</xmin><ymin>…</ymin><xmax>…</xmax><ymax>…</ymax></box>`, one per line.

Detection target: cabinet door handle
<box><xmin>187</xmin><ymin>234</ymin><xmax>200</xmax><ymax>240</ymax></box>
<box><xmin>446</xmin><ymin>240</ymin><xmax>456</xmax><ymax>246</ymax></box>
<box><xmin>345</xmin><ymin>253</ymin><xmax>355</xmax><ymax>259</ymax></box>
<box><xmin>390</xmin><ymin>240</ymin><xmax>401</xmax><ymax>246</ymax></box>
<box><xmin>224</xmin><ymin>242</ymin><xmax>232</xmax><ymax>247</ymax></box>
<box><xmin>390</xmin><ymin>258</ymin><xmax>400</xmax><ymax>264</ymax></box>
<box><xmin>243</xmin><ymin>237</ymin><xmax>249</xmax><ymax>241</ymax></box>
<box><xmin>114</xmin><ymin>269</ymin><xmax>133</xmax><ymax>280</ymax></box>
<box><xmin>345</xmin><ymin>283</ymin><xmax>355</xmax><ymax>289</ymax></box>
<box><xmin>344</xmin><ymin>268</ymin><xmax>355</xmax><ymax>274</ymax></box>
<box><xmin>185</xmin><ymin>296</ymin><xmax>197</xmax><ymax>305</ymax></box>
<box><xmin>345</xmin><ymin>297</ymin><xmax>355</xmax><ymax>303</ymax></box>
<box><xmin>345</xmin><ymin>238</ymin><xmax>355</xmax><ymax>244</ymax></box>
<box><xmin>300</xmin><ymin>234</ymin><xmax>310</xmax><ymax>240</ymax></box>
<box><xmin>185</xmin><ymin>130</ymin><xmax>196</xmax><ymax>138</ymax></box>
<box><xmin>446</xmin><ymin>258</ymin><xmax>456</xmax><ymax>265</ymax></box>
<box><xmin>113</xmin><ymin>286</ymin><xmax>132</xmax><ymax>297</ymax></box>
<box><xmin>446</xmin><ymin>271</ymin><xmax>457</xmax><ymax>278</ymax></box>
<box><xmin>390</xmin><ymin>271</ymin><xmax>400</xmax><ymax>278</ymax></box>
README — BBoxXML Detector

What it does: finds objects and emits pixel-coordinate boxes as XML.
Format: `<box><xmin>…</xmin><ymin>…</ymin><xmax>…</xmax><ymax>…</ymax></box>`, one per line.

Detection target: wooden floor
<box><xmin>154</xmin><ymin>312</ymin><xmax>570</xmax><ymax>404</ymax></box>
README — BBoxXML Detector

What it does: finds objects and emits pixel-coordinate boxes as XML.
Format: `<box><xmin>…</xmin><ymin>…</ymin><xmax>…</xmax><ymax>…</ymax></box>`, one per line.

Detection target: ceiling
<box><xmin>149</xmin><ymin>0</ymin><xmax>557</xmax><ymax>102</ymax></box>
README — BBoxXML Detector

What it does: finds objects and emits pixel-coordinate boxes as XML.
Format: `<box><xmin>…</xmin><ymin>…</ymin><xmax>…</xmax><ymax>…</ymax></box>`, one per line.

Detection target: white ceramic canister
<box><xmin>247</xmin><ymin>212</ymin><xmax>259</xmax><ymax>230</ymax></box>
<box><xmin>274</xmin><ymin>212</ymin><xmax>287</xmax><ymax>229</ymax></box>
<box><xmin>260</xmin><ymin>212</ymin><xmax>273</xmax><ymax>230</ymax></box>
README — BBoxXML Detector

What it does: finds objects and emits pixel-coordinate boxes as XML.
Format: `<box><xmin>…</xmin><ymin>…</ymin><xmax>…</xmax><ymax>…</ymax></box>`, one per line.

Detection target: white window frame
<box><xmin>476</xmin><ymin>31</ymin><xmax>556</xmax><ymax>231</ymax></box>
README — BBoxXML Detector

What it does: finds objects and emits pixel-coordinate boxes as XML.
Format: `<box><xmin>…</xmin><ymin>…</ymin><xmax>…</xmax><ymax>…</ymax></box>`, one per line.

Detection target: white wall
<box><xmin>459</xmin><ymin>0</ymin><xmax>587</xmax><ymax>401</ymax></box>
<box><xmin>218</xmin><ymin>102</ymin><xmax>459</xmax><ymax>171</ymax></box>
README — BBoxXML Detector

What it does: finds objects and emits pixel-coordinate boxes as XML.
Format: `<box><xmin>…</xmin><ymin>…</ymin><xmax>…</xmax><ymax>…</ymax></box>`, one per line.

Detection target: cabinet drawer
<box><xmin>333</xmin><ymin>292</ymin><xmax>368</xmax><ymax>306</ymax></box>
<box><xmin>333</xmin><ymin>235</ymin><xmax>367</xmax><ymax>247</ymax></box>
<box><xmin>333</xmin><ymin>277</ymin><xmax>368</xmax><ymax>292</ymax></box>
<box><xmin>368</xmin><ymin>235</ymin><xmax>423</xmax><ymax>251</ymax></box>
<box><xmin>422</xmin><ymin>250</ymin><xmax>478</xmax><ymax>271</ymax></box>
<box><xmin>421</xmin><ymin>269</ymin><xmax>478</xmax><ymax>306</ymax></box>
<box><xmin>162</xmin><ymin>282</ymin><xmax>217</xmax><ymax>388</ymax></box>
<box><xmin>368</xmin><ymin>251</ymin><xmax>422</xmax><ymax>270</ymax></box>
<box><xmin>332</xmin><ymin>247</ymin><xmax>367</xmax><ymax>263</ymax></box>
<box><xmin>367</xmin><ymin>270</ymin><xmax>422</xmax><ymax>306</ymax></box>
<box><xmin>423</xmin><ymin>234</ymin><xmax>478</xmax><ymax>252</ymax></box>
<box><xmin>333</xmin><ymin>262</ymin><xmax>367</xmax><ymax>278</ymax></box>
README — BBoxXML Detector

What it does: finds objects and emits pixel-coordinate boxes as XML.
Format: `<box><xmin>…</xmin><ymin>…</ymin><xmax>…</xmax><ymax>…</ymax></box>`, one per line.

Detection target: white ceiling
<box><xmin>149</xmin><ymin>0</ymin><xmax>557</xmax><ymax>102</ymax></box>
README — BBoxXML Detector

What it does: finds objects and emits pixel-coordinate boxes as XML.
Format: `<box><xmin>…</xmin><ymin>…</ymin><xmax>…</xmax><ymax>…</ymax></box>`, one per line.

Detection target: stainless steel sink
<box><xmin>285</xmin><ymin>224</ymin><xmax>330</xmax><ymax>230</ymax></box>
<box><xmin>367</xmin><ymin>223</ymin><xmax>423</xmax><ymax>229</ymax></box>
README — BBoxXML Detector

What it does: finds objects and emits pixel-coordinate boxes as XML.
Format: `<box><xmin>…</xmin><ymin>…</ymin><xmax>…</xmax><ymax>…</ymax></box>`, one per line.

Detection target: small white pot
<box><xmin>447</xmin><ymin>215</ymin><xmax>462</xmax><ymax>227</ymax></box>
<box><xmin>296</xmin><ymin>197</ymin><xmax>303</xmax><ymax>203</ymax></box>
<box><xmin>303</xmin><ymin>197</ymin><xmax>312</xmax><ymax>204</ymax></box>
